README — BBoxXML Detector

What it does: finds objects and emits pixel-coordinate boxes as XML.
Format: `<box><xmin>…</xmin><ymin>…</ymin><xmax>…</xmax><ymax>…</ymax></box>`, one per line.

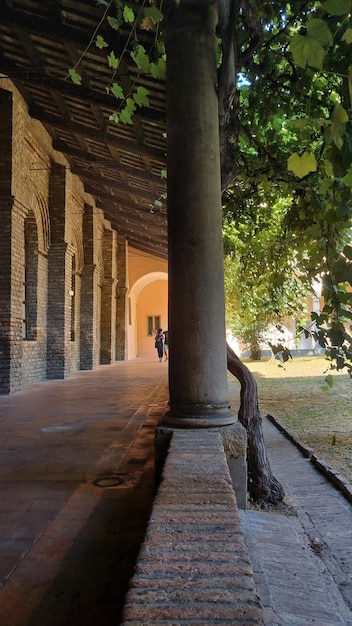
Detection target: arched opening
<box><xmin>128</xmin><ymin>271</ymin><xmax>168</xmax><ymax>358</ymax></box>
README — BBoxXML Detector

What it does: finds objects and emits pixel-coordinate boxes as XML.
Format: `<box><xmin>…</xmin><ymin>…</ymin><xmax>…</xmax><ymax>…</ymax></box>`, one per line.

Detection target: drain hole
<box><xmin>93</xmin><ymin>474</ymin><xmax>125</xmax><ymax>488</ymax></box>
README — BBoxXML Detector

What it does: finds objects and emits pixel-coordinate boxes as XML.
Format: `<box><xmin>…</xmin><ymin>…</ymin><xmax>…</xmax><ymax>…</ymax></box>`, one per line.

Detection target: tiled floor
<box><xmin>0</xmin><ymin>358</ymin><xmax>168</xmax><ymax>626</ymax></box>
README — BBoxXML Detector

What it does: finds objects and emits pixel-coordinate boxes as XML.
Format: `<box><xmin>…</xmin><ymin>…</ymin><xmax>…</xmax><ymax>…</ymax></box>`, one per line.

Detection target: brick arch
<box><xmin>23</xmin><ymin>186</ymin><xmax>50</xmax><ymax>254</ymax></box>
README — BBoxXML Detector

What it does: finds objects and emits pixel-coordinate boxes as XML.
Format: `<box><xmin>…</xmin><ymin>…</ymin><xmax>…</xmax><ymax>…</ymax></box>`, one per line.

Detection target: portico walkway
<box><xmin>0</xmin><ymin>358</ymin><xmax>351</xmax><ymax>625</ymax></box>
<box><xmin>0</xmin><ymin>358</ymin><xmax>169</xmax><ymax>625</ymax></box>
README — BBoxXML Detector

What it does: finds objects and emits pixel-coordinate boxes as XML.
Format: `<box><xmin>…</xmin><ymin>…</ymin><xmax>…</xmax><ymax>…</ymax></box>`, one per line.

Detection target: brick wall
<box><xmin>0</xmin><ymin>79</ymin><xmax>127</xmax><ymax>393</ymax></box>
<box><xmin>122</xmin><ymin>430</ymin><xmax>264</xmax><ymax>625</ymax></box>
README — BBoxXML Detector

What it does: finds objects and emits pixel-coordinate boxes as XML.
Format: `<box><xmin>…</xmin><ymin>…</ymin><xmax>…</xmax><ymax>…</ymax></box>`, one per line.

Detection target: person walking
<box><xmin>154</xmin><ymin>328</ymin><xmax>164</xmax><ymax>362</ymax></box>
<box><xmin>163</xmin><ymin>329</ymin><xmax>169</xmax><ymax>361</ymax></box>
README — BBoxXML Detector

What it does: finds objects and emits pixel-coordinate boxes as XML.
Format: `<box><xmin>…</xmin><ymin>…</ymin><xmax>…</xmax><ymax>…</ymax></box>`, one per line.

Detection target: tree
<box><xmin>223</xmin><ymin>190</ymin><xmax>309</xmax><ymax>359</ymax></box>
<box><xmin>218</xmin><ymin>0</ymin><xmax>352</xmax><ymax>375</ymax></box>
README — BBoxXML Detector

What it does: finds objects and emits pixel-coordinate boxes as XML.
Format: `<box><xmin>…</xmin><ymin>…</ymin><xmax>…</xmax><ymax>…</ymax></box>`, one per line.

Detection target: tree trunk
<box><xmin>249</xmin><ymin>339</ymin><xmax>262</xmax><ymax>361</ymax></box>
<box><xmin>227</xmin><ymin>342</ymin><xmax>285</xmax><ymax>505</ymax></box>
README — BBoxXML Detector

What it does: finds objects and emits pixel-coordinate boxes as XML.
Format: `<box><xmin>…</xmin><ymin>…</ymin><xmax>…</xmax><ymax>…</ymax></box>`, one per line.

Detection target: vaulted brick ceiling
<box><xmin>0</xmin><ymin>0</ymin><xmax>168</xmax><ymax>259</ymax></box>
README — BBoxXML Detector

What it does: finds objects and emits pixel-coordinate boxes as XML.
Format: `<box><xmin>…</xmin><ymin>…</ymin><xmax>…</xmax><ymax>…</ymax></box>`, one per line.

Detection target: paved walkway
<box><xmin>241</xmin><ymin>416</ymin><xmax>352</xmax><ymax>626</ymax></box>
<box><xmin>0</xmin><ymin>359</ymin><xmax>169</xmax><ymax>626</ymax></box>
<box><xmin>0</xmin><ymin>360</ymin><xmax>351</xmax><ymax>625</ymax></box>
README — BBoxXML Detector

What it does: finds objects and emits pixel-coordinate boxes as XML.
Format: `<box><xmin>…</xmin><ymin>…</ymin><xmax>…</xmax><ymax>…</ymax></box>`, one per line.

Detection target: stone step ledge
<box><xmin>121</xmin><ymin>430</ymin><xmax>264</xmax><ymax>625</ymax></box>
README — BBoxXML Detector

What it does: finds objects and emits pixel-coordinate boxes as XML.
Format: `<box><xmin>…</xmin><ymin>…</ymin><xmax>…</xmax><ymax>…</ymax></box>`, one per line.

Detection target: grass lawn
<box><xmin>242</xmin><ymin>356</ymin><xmax>352</xmax><ymax>484</ymax></box>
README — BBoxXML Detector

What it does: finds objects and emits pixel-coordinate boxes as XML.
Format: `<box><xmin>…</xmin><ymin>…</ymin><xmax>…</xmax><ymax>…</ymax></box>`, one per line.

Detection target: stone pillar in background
<box><xmin>115</xmin><ymin>234</ymin><xmax>128</xmax><ymax>360</ymax></box>
<box><xmin>100</xmin><ymin>228</ymin><xmax>116</xmax><ymax>364</ymax></box>
<box><xmin>47</xmin><ymin>162</ymin><xmax>70</xmax><ymax>379</ymax></box>
<box><xmin>80</xmin><ymin>204</ymin><xmax>96</xmax><ymax>370</ymax></box>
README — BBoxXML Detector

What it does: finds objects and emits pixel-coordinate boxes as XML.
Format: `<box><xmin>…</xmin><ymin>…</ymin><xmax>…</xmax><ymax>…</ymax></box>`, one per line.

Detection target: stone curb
<box><xmin>121</xmin><ymin>430</ymin><xmax>264</xmax><ymax>625</ymax></box>
<box><xmin>266</xmin><ymin>413</ymin><xmax>352</xmax><ymax>505</ymax></box>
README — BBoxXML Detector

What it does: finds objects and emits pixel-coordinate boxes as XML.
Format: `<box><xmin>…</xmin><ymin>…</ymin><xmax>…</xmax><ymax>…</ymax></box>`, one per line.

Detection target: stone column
<box><xmin>115</xmin><ymin>234</ymin><xmax>128</xmax><ymax>360</ymax></box>
<box><xmin>100</xmin><ymin>228</ymin><xmax>116</xmax><ymax>364</ymax></box>
<box><xmin>47</xmin><ymin>163</ymin><xmax>74</xmax><ymax>379</ymax></box>
<box><xmin>157</xmin><ymin>0</ymin><xmax>247</xmax><ymax>506</ymax></box>
<box><xmin>164</xmin><ymin>0</ymin><xmax>234</xmax><ymax>428</ymax></box>
<box><xmin>80</xmin><ymin>204</ymin><xmax>95</xmax><ymax>370</ymax></box>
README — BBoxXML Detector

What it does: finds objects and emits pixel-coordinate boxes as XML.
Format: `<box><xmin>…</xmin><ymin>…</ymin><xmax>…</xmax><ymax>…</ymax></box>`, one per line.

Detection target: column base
<box><xmin>162</xmin><ymin>403</ymin><xmax>236</xmax><ymax>428</ymax></box>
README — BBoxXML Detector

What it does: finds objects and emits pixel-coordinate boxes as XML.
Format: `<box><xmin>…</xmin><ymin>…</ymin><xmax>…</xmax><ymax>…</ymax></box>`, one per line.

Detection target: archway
<box><xmin>128</xmin><ymin>271</ymin><xmax>168</xmax><ymax>358</ymax></box>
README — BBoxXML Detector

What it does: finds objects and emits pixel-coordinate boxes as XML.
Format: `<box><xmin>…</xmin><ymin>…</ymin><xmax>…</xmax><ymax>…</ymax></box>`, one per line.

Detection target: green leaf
<box><xmin>96</xmin><ymin>35</ymin><xmax>108</xmax><ymax>49</ymax></box>
<box><xmin>143</xmin><ymin>7</ymin><xmax>163</xmax><ymax>24</ymax></box>
<box><xmin>306</xmin><ymin>19</ymin><xmax>332</xmax><ymax>45</ymax></box>
<box><xmin>348</xmin><ymin>67</ymin><xmax>352</xmax><ymax>108</ymax></box>
<box><xmin>287</xmin><ymin>152</ymin><xmax>317</xmax><ymax>178</ymax></box>
<box><xmin>107</xmin><ymin>16</ymin><xmax>121</xmax><ymax>30</ymax></box>
<box><xmin>119</xmin><ymin>105</ymin><xmax>133</xmax><ymax>125</ymax></box>
<box><xmin>321</xmin><ymin>0</ymin><xmax>351</xmax><ymax>15</ymax></box>
<box><xmin>334</xmin><ymin>103</ymin><xmax>348</xmax><ymax>124</ymax></box>
<box><xmin>319</xmin><ymin>178</ymin><xmax>333</xmax><ymax>194</ymax></box>
<box><xmin>150</xmin><ymin>58</ymin><xmax>166</xmax><ymax>79</ymax></box>
<box><xmin>290</xmin><ymin>34</ymin><xmax>325</xmax><ymax>69</ymax></box>
<box><xmin>342</xmin><ymin>168</ymin><xmax>352</xmax><ymax>186</ymax></box>
<box><xmin>111</xmin><ymin>82</ymin><xmax>124</xmax><ymax>99</ymax></box>
<box><xmin>290</xmin><ymin>20</ymin><xmax>332</xmax><ymax>69</ymax></box>
<box><xmin>324</xmin><ymin>159</ymin><xmax>334</xmax><ymax>176</ymax></box>
<box><xmin>133</xmin><ymin>86</ymin><xmax>150</xmax><ymax>107</ymax></box>
<box><xmin>141</xmin><ymin>16</ymin><xmax>154</xmax><ymax>30</ymax></box>
<box><xmin>68</xmin><ymin>68</ymin><xmax>82</xmax><ymax>85</ymax></box>
<box><xmin>126</xmin><ymin>98</ymin><xmax>136</xmax><ymax>113</ymax></box>
<box><xmin>331</xmin><ymin>103</ymin><xmax>348</xmax><ymax>149</ymax></box>
<box><xmin>123</xmin><ymin>6</ymin><xmax>134</xmax><ymax>23</ymax></box>
<box><xmin>131</xmin><ymin>45</ymin><xmax>151</xmax><ymax>73</ymax></box>
<box><xmin>289</xmin><ymin>118</ymin><xmax>310</xmax><ymax>130</ymax></box>
<box><xmin>342</xmin><ymin>28</ymin><xmax>352</xmax><ymax>44</ymax></box>
<box><xmin>161</xmin><ymin>169</ymin><xmax>167</xmax><ymax>179</ymax></box>
<box><xmin>109</xmin><ymin>112</ymin><xmax>120</xmax><ymax>124</ymax></box>
<box><xmin>108</xmin><ymin>51</ymin><xmax>119</xmax><ymax>69</ymax></box>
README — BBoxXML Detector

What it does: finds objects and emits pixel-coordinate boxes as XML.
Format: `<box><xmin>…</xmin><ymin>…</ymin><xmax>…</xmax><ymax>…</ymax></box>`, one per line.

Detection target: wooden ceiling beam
<box><xmin>1</xmin><ymin>59</ymin><xmax>166</xmax><ymax>123</ymax></box>
<box><xmin>77</xmin><ymin>172</ymin><xmax>160</xmax><ymax>204</ymax></box>
<box><xmin>28</xmin><ymin>104</ymin><xmax>166</xmax><ymax>161</ymax></box>
<box><xmin>86</xmin><ymin>187</ymin><xmax>167</xmax><ymax>219</ymax></box>
<box><xmin>52</xmin><ymin>140</ymin><xmax>164</xmax><ymax>184</ymax></box>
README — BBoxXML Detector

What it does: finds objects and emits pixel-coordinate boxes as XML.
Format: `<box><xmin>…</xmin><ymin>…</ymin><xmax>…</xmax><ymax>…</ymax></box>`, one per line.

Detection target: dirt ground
<box><xmin>239</xmin><ymin>356</ymin><xmax>352</xmax><ymax>484</ymax></box>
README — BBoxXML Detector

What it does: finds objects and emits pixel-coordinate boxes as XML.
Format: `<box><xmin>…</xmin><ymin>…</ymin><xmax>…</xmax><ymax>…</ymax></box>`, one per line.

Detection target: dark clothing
<box><xmin>155</xmin><ymin>333</ymin><xmax>164</xmax><ymax>358</ymax></box>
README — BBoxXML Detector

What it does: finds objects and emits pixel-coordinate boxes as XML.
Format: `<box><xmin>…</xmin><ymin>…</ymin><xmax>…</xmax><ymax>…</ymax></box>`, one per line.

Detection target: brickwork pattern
<box><xmin>0</xmin><ymin>80</ymin><xmax>126</xmax><ymax>393</ymax></box>
<box><xmin>101</xmin><ymin>227</ymin><xmax>115</xmax><ymax>364</ymax></box>
<box><xmin>115</xmin><ymin>234</ymin><xmax>128</xmax><ymax>360</ymax></box>
<box><xmin>122</xmin><ymin>430</ymin><xmax>264</xmax><ymax>625</ymax></box>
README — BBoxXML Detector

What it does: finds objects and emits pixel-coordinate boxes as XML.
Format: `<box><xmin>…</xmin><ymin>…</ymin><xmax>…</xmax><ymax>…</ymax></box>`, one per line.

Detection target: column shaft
<box><xmin>165</xmin><ymin>0</ymin><xmax>234</xmax><ymax>427</ymax></box>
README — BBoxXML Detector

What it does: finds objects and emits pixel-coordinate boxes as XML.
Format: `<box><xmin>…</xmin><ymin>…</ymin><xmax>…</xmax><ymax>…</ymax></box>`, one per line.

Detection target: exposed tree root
<box><xmin>227</xmin><ymin>343</ymin><xmax>285</xmax><ymax>504</ymax></box>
